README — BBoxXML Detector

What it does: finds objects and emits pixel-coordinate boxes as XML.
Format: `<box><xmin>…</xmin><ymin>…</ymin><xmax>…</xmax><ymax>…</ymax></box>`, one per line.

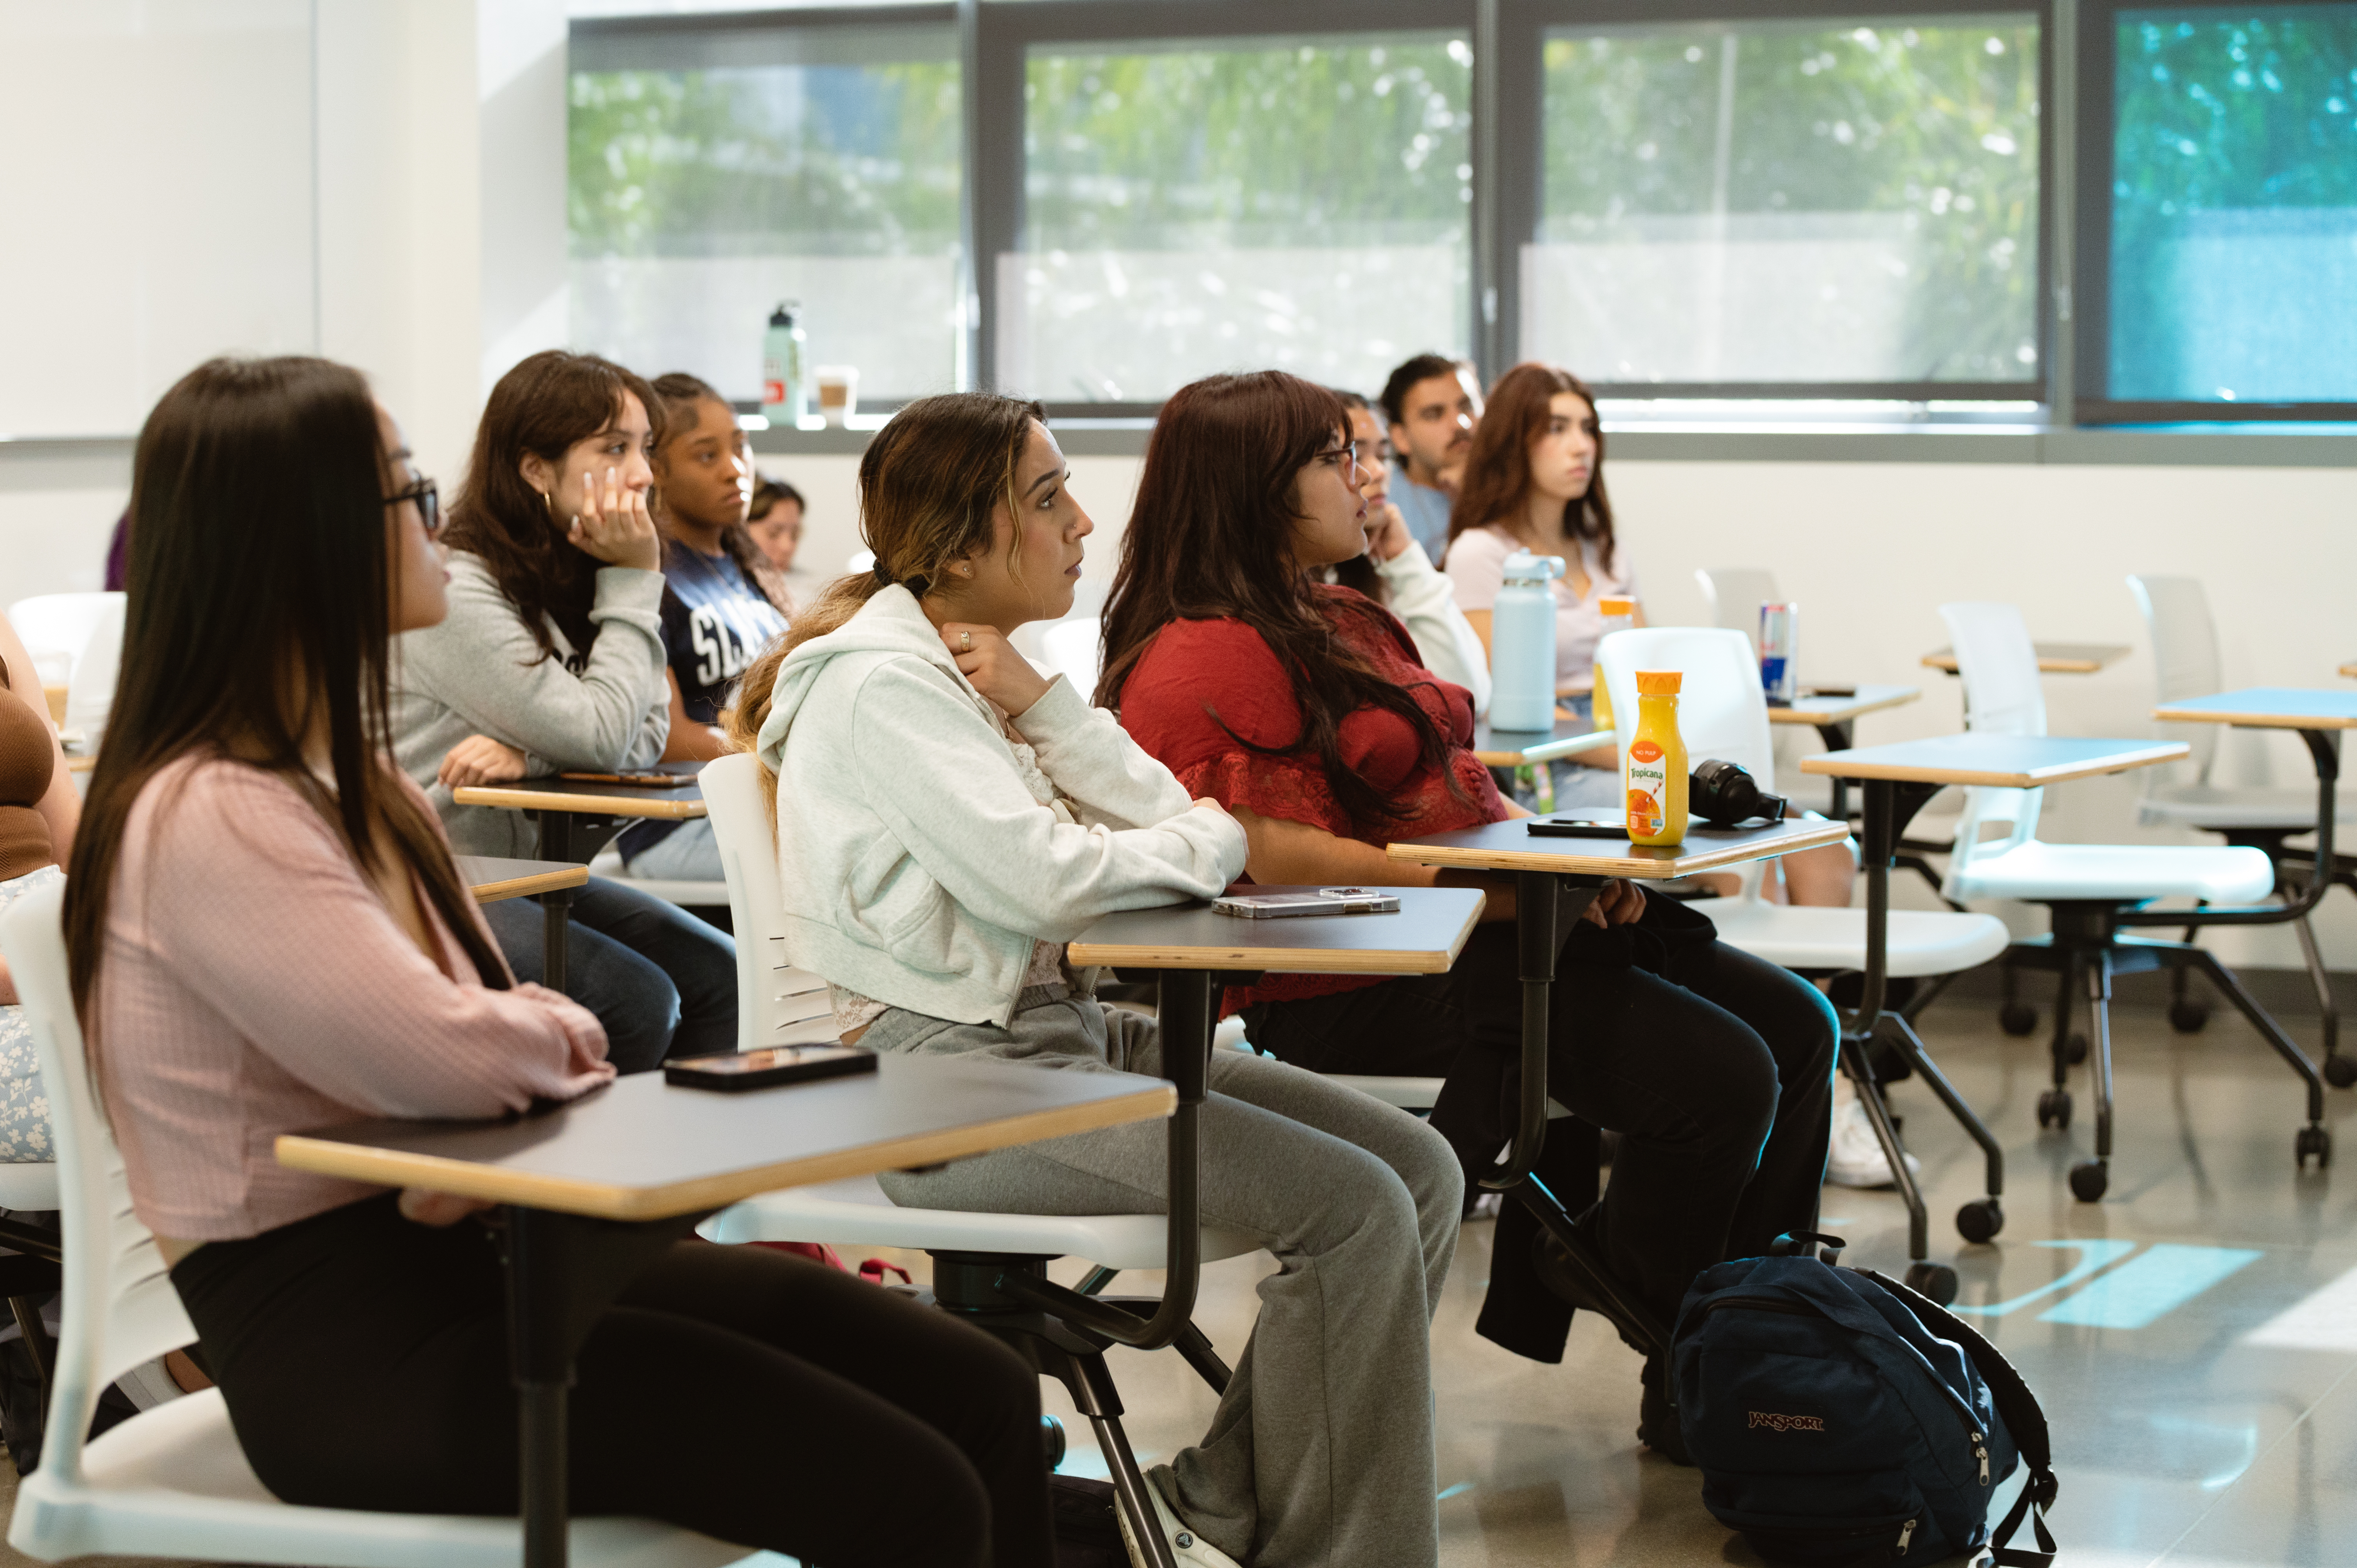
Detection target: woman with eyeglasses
<box><xmin>1101</xmin><ymin>370</ymin><xmax>1836</xmax><ymax>1465</ymax></box>
<box><xmin>387</xmin><ymin>350</ymin><xmax>736</xmax><ymax>1072</ymax></box>
<box><xmin>62</xmin><ymin>355</ymin><xmax>1048</xmax><ymax>1563</ymax></box>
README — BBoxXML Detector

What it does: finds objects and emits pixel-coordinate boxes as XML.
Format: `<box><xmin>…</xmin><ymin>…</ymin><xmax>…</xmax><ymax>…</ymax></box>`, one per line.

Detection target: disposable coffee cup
<box><xmin>814</xmin><ymin>366</ymin><xmax>859</xmax><ymax>428</ymax></box>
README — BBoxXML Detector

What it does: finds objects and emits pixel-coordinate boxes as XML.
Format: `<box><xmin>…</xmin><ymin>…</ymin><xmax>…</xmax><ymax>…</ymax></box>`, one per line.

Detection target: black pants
<box><xmin>482</xmin><ymin>875</ymin><xmax>738</xmax><ymax>1073</ymax></box>
<box><xmin>1246</xmin><ymin>916</ymin><xmax>1836</xmax><ymax>1333</ymax></box>
<box><xmin>172</xmin><ymin>1195</ymin><xmax>1051</xmax><ymax>1567</ymax></box>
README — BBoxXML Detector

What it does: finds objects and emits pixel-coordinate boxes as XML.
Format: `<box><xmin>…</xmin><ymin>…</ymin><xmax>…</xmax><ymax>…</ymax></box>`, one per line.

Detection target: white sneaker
<box><xmin>1117</xmin><ymin>1470</ymin><xmax>1241</xmax><ymax>1568</ymax></box>
<box><xmin>1825</xmin><ymin>1090</ymin><xmax>1921</xmax><ymax>1189</ymax></box>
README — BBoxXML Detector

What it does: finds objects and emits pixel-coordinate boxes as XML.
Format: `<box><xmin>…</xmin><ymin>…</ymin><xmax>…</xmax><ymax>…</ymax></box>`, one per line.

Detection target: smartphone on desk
<box><xmin>1527</xmin><ymin>814</ymin><xmax>1629</xmax><ymax>839</ymax></box>
<box><xmin>1211</xmin><ymin>887</ymin><xmax>1402</xmax><ymax>918</ymax></box>
<box><xmin>558</xmin><ymin>770</ymin><xmax>699</xmax><ymax>789</ymax></box>
<box><xmin>664</xmin><ymin>1046</ymin><xmax>876</xmax><ymax>1092</ymax></box>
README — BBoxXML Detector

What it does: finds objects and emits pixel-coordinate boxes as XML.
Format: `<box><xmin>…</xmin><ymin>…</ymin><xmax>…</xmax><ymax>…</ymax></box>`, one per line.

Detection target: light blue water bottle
<box><xmin>1489</xmin><ymin>550</ymin><xmax>1566</xmax><ymax>733</ymax></box>
<box><xmin>762</xmin><ymin>301</ymin><xmax>807</xmax><ymax>427</ymax></box>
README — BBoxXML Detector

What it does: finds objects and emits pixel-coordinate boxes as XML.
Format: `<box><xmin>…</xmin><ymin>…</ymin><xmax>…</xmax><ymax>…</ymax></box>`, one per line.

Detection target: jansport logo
<box><xmin>1748</xmin><ymin>1412</ymin><xmax>1826</xmax><ymax>1433</ymax></box>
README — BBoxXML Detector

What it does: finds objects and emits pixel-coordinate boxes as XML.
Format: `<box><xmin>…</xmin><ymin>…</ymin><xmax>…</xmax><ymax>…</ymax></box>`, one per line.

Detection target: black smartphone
<box><xmin>1527</xmin><ymin>816</ymin><xmax>1631</xmax><ymax>839</ymax></box>
<box><xmin>664</xmin><ymin>1046</ymin><xmax>877</xmax><ymax>1092</ymax></box>
<box><xmin>558</xmin><ymin>770</ymin><xmax>699</xmax><ymax>789</ymax></box>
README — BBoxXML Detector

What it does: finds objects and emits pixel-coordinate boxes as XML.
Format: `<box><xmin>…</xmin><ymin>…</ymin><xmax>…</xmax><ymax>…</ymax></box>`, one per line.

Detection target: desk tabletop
<box><xmin>1921</xmin><ymin>643</ymin><xmax>2131</xmax><ymax>676</ymax></box>
<box><xmin>276</xmin><ymin>1054</ymin><xmax>1172</xmax><ymax>1222</ymax></box>
<box><xmin>2154</xmin><ymin>687</ymin><xmax>2357</xmax><ymax>731</ymax></box>
<box><xmin>1768</xmin><ymin>684</ymin><xmax>1922</xmax><ymax>724</ymax></box>
<box><xmin>1469</xmin><ymin>717</ymin><xmax>1616</xmax><ymax>767</ymax></box>
<box><xmin>458</xmin><ymin>856</ymin><xmax>591</xmax><ymax>904</ymax></box>
<box><xmin>1386</xmin><ymin>815</ymin><xmax>1848</xmax><ymax>879</ymax></box>
<box><xmin>1065</xmin><ymin>886</ymin><xmax>1485</xmax><ymax>974</ymax></box>
<box><xmin>1800</xmin><ymin>733</ymin><xmax>2187</xmax><ymax>788</ymax></box>
<box><xmin>64</xmin><ymin>754</ymin><xmax>94</xmax><ymax>774</ymax></box>
<box><xmin>453</xmin><ymin>763</ymin><xmax>709</xmax><ymax>821</ymax></box>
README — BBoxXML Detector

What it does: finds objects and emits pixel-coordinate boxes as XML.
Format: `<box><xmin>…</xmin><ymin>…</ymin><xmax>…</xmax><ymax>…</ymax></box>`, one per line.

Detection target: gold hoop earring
<box><xmin>541</xmin><ymin>490</ymin><xmax>553</xmax><ymax>513</ymax></box>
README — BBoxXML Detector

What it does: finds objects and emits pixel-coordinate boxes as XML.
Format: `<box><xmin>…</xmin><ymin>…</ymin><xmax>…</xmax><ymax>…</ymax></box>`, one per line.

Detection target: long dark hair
<box><xmin>1447</xmin><ymin>362</ymin><xmax>1617</xmax><ymax>569</ymax></box>
<box><xmin>65</xmin><ymin>358</ymin><xmax>511</xmax><ymax>1046</ymax></box>
<box><xmin>443</xmin><ymin>350</ymin><xmax>659</xmax><ymax>662</ymax></box>
<box><xmin>1097</xmin><ymin>371</ymin><xmax>1459</xmax><ymax>826</ymax></box>
<box><xmin>647</xmin><ymin>372</ymin><xmax>796</xmax><ymax>617</ymax></box>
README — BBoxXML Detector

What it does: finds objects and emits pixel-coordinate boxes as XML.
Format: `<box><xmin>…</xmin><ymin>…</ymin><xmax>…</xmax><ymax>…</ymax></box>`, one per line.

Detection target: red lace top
<box><xmin>1117</xmin><ymin>585</ymin><xmax>1505</xmax><ymax>1010</ymax></box>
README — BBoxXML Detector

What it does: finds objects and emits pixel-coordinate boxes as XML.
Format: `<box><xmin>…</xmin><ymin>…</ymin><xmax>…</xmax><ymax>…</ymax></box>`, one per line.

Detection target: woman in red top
<box><xmin>1101</xmin><ymin>370</ymin><xmax>1835</xmax><ymax>1462</ymax></box>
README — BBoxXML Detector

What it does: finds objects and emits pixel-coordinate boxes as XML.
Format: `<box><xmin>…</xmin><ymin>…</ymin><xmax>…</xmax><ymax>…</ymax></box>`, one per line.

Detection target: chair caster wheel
<box><xmin>2168</xmin><ymin>1000</ymin><xmax>2210</xmax><ymax>1033</ymax></box>
<box><xmin>2069</xmin><ymin>1160</ymin><xmax>2109</xmax><ymax>1201</ymax></box>
<box><xmin>1955</xmin><ymin>1199</ymin><xmax>2004</xmax><ymax>1245</ymax></box>
<box><xmin>1041</xmin><ymin>1415</ymin><xmax>1067</xmax><ymax>1470</ymax></box>
<box><xmin>1999</xmin><ymin>1003</ymin><xmax>2038</xmax><ymax>1037</ymax></box>
<box><xmin>2326</xmin><ymin>1055</ymin><xmax>2357</xmax><ymax>1089</ymax></box>
<box><xmin>1904</xmin><ymin>1261</ymin><xmax>1959</xmax><ymax>1306</ymax></box>
<box><xmin>2297</xmin><ymin>1125</ymin><xmax>2332</xmax><ymax>1170</ymax></box>
<box><xmin>2036</xmin><ymin>1088</ymin><xmax>2072</xmax><ymax>1129</ymax></box>
<box><xmin>2064</xmin><ymin>1033</ymin><xmax>2089</xmax><ymax>1066</ymax></box>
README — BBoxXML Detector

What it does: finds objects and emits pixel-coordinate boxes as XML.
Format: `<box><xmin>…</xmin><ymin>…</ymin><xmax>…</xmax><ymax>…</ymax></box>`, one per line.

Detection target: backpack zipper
<box><xmin>1895</xmin><ymin>1517</ymin><xmax>1917</xmax><ymax>1556</ymax></box>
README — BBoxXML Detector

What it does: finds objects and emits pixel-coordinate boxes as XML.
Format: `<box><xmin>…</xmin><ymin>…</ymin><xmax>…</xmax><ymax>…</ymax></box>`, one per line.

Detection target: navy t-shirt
<box><xmin>621</xmin><ymin>545</ymin><xmax>788</xmax><ymax>858</ymax></box>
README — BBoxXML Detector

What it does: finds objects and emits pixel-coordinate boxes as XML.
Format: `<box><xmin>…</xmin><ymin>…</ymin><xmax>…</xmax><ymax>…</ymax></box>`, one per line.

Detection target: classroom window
<box><xmin>567</xmin><ymin>20</ymin><xmax>961</xmax><ymax>407</ymax></box>
<box><xmin>1526</xmin><ymin>13</ymin><xmax>2043</xmax><ymax>394</ymax></box>
<box><xmin>1001</xmin><ymin>32</ymin><xmax>1475</xmax><ymax>405</ymax></box>
<box><xmin>2103</xmin><ymin>4</ymin><xmax>2357</xmax><ymax>408</ymax></box>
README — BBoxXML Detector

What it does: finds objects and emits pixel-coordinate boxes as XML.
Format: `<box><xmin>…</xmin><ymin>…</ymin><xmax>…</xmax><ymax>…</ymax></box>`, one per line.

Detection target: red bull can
<box><xmin>1759</xmin><ymin>602</ymin><xmax>1798</xmax><ymax>706</ymax></box>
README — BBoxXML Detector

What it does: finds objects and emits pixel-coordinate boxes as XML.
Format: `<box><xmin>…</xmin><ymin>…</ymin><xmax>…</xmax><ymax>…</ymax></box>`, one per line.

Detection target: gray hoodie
<box><xmin>754</xmin><ymin>585</ymin><xmax>1247</xmax><ymax>1026</ymax></box>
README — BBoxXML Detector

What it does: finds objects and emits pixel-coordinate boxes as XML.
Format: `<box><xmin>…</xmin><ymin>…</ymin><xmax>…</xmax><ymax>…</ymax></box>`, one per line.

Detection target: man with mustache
<box><xmin>1378</xmin><ymin>352</ymin><xmax>1484</xmax><ymax>563</ymax></box>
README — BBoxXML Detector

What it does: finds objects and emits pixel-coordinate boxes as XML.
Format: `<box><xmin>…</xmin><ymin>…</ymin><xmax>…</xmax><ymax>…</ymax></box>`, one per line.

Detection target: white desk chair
<box><xmin>1038</xmin><ymin>617</ymin><xmax>1104</xmax><ymax>705</ymax></box>
<box><xmin>0</xmin><ymin>882</ymin><xmax>740</xmax><ymax>1568</ymax></box>
<box><xmin>1938</xmin><ymin>602</ymin><xmax>2306</xmax><ymax>1201</ymax></box>
<box><xmin>2126</xmin><ymin>573</ymin><xmax>2357</xmax><ymax>1079</ymax></box>
<box><xmin>1693</xmin><ymin>568</ymin><xmax>1779</xmax><ymax>655</ymax></box>
<box><xmin>8</xmin><ymin>592</ymin><xmax>125</xmax><ymax>744</ymax></box>
<box><xmin>697</xmin><ymin>752</ymin><xmax>1257</xmax><ymax>1561</ymax></box>
<box><xmin>1595</xmin><ymin>628</ymin><xmax>2010</xmax><ymax>1257</ymax></box>
<box><xmin>5</xmin><ymin>594</ymin><xmax>120</xmax><ymax>671</ymax></box>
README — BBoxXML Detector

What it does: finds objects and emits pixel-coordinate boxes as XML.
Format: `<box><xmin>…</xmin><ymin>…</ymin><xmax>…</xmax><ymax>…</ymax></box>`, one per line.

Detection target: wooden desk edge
<box><xmin>273</xmin><ymin>1082</ymin><xmax>1177</xmax><ymax>1222</ymax></box>
<box><xmin>2153</xmin><ymin>704</ymin><xmax>2357</xmax><ymax>731</ymax></box>
<box><xmin>1069</xmin><ymin>895</ymin><xmax>1484</xmax><ymax>973</ymax></box>
<box><xmin>469</xmin><ymin>865</ymin><xmax>590</xmax><ymax>904</ymax></box>
<box><xmin>453</xmin><ymin>785</ymin><xmax>708</xmax><ymax>819</ymax></box>
<box><xmin>1797</xmin><ymin>742</ymin><xmax>2187</xmax><ymax>787</ymax></box>
<box><xmin>1769</xmin><ymin>688</ymin><xmax>1920</xmax><ymax>722</ymax></box>
<box><xmin>1383</xmin><ymin>819</ymin><xmax>1848</xmax><ymax>878</ymax></box>
<box><xmin>1471</xmin><ymin>728</ymin><xmax>1616</xmax><ymax>766</ymax></box>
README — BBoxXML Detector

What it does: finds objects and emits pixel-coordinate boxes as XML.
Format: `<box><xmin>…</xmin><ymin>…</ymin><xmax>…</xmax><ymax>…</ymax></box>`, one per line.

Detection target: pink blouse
<box><xmin>93</xmin><ymin>754</ymin><xmax>614</xmax><ymax>1240</ymax></box>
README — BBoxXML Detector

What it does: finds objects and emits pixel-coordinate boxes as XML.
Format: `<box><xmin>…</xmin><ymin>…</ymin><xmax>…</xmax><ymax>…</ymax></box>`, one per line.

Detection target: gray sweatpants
<box><xmin>870</xmin><ymin>985</ymin><xmax>1463</xmax><ymax>1568</ymax></box>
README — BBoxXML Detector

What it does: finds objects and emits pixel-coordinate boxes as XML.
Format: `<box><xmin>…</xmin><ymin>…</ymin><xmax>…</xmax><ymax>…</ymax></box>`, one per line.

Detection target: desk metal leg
<box><xmin>534</xmin><ymin>813</ymin><xmax>578</xmax><ymax>996</ymax></box>
<box><xmin>505</xmin><ymin>1207</ymin><xmax>573</xmax><ymax>1568</ymax></box>
<box><xmin>1812</xmin><ymin>721</ymin><xmax>1855</xmax><ymax>821</ymax></box>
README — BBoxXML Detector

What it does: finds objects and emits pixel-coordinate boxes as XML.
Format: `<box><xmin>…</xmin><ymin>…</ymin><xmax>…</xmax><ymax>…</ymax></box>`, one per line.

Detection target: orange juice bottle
<box><xmin>1624</xmin><ymin>670</ymin><xmax>1689</xmax><ymax>845</ymax></box>
<box><xmin>1590</xmin><ymin>596</ymin><xmax>1637</xmax><ymax>729</ymax></box>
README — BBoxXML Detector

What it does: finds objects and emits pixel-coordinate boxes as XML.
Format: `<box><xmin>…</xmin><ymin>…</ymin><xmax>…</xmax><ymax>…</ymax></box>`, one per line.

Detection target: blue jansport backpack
<box><xmin>1672</xmin><ymin>1251</ymin><xmax>2058</xmax><ymax>1567</ymax></box>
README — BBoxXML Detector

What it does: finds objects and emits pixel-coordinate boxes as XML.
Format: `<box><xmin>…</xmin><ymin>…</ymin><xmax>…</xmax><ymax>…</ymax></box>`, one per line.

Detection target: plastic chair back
<box><xmin>1039</xmin><ymin>617</ymin><xmax>1103</xmax><ymax>705</ymax></box>
<box><xmin>0</xmin><ymin>881</ymin><xmax>191</xmax><ymax>1487</ymax></box>
<box><xmin>60</xmin><ymin>593</ymin><xmax>127</xmax><ymax>739</ymax></box>
<box><xmin>1937</xmin><ymin>602</ymin><xmax>2047</xmax><ymax>893</ymax></box>
<box><xmin>1693</xmin><ymin>569</ymin><xmax>1781</xmax><ymax>656</ymax></box>
<box><xmin>2126</xmin><ymin>574</ymin><xmax>2222</xmax><ymax>781</ymax></box>
<box><xmin>5</xmin><ymin>593</ymin><xmax>121</xmax><ymax>670</ymax></box>
<box><xmin>1598</xmin><ymin>626</ymin><xmax>1778</xmax><ymax>897</ymax></box>
<box><xmin>700</xmin><ymin>752</ymin><xmax>837</xmax><ymax>1053</ymax></box>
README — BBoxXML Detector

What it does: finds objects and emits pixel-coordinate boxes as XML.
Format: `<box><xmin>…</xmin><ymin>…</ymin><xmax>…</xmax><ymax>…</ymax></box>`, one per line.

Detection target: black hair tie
<box><xmin>872</xmin><ymin>562</ymin><xmax>893</xmax><ymax>587</ymax></box>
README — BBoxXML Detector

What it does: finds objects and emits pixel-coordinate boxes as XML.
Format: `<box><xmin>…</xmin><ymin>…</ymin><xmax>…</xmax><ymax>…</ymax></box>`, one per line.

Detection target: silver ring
<box><xmin>960</xmin><ymin>631</ymin><xmax>973</xmax><ymax>652</ymax></box>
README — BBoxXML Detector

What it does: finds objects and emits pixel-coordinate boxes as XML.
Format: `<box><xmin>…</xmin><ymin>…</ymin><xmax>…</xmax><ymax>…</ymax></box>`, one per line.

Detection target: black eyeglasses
<box><xmin>1313</xmin><ymin>441</ymin><xmax>1362</xmax><ymax>468</ymax></box>
<box><xmin>387</xmin><ymin>477</ymin><xmax>442</xmax><ymax>538</ymax></box>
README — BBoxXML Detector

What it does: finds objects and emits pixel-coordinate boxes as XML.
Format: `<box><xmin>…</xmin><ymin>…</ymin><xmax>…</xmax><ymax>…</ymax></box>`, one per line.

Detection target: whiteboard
<box><xmin>0</xmin><ymin>1</ymin><xmax>316</xmax><ymax>438</ymax></box>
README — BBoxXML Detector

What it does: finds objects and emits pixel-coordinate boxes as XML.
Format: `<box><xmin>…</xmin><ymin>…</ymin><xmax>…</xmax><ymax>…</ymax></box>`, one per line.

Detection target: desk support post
<box><xmin>1489</xmin><ymin>873</ymin><xmax>1598</xmax><ymax>1190</ymax></box>
<box><xmin>1812</xmin><ymin>721</ymin><xmax>1855</xmax><ymax>821</ymax></box>
<box><xmin>535</xmin><ymin>812</ymin><xmax>573</xmax><ymax>996</ymax></box>
<box><xmin>505</xmin><ymin>1207</ymin><xmax>574</xmax><ymax>1568</ymax></box>
<box><xmin>1856</xmin><ymin>779</ymin><xmax>1944</xmax><ymax>1035</ymax></box>
<box><xmin>995</xmin><ymin>969</ymin><xmax>1210</xmax><ymax>1352</ymax></box>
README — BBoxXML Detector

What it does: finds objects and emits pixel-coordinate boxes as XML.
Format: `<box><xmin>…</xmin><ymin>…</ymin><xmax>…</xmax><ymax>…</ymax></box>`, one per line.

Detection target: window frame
<box><xmin>2072</xmin><ymin>0</ymin><xmax>2357</xmax><ymax>423</ymax></box>
<box><xmin>972</xmin><ymin>0</ymin><xmax>1482</xmax><ymax>420</ymax></box>
<box><xmin>1497</xmin><ymin>0</ymin><xmax>2055</xmax><ymax>404</ymax></box>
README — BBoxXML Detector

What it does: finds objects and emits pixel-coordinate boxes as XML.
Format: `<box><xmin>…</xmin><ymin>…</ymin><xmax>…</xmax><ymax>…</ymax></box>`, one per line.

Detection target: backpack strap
<box><xmin>1864</xmin><ymin>1271</ymin><xmax>2058</xmax><ymax>1568</ymax></box>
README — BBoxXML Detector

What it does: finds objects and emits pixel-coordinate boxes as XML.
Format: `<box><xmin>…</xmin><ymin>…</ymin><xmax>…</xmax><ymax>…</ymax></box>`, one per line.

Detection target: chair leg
<box><xmin>2184</xmin><ymin>949</ymin><xmax>2332</xmax><ymax>1172</ymax></box>
<box><xmin>2037</xmin><ymin>950</ymin><xmax>2082</xmax><ymax>1130</ymax></box>
<box><xmin>2290</xmin><ymin>911</ymin><xmax>2348</xmax><ymax>1086</ymax></box>
<box><xmin>2070</xmin><ymin>955</ymin><xmax>2116</xmax><ymax>1202</ymax></box>
<box><xmin>1035</xmin><ymin>1339</ymin><xmax>1179</xmax><ymax>1568</ymax></box>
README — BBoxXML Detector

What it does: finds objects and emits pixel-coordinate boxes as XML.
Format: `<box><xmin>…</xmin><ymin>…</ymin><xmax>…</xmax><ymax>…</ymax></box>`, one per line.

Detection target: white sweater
<box><xmin>754</xmin><ymin>586</ymin><xmax>1247</xmax><ymax>1026</ymax></box>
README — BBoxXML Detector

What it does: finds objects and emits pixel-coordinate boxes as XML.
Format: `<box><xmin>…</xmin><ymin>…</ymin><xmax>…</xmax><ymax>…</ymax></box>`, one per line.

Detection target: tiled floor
<box><xmin>4</xmin><ymin>996</ymin><xmax>2352</xmax><ymax>1568</ymax></box>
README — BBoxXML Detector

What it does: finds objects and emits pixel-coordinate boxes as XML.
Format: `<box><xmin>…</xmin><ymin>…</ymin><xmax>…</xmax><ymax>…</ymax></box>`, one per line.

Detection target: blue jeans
<box><xmin>481</xmin><ymin>876</ymin><xmax>737</xmax><ymax>1074</ymax></box>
